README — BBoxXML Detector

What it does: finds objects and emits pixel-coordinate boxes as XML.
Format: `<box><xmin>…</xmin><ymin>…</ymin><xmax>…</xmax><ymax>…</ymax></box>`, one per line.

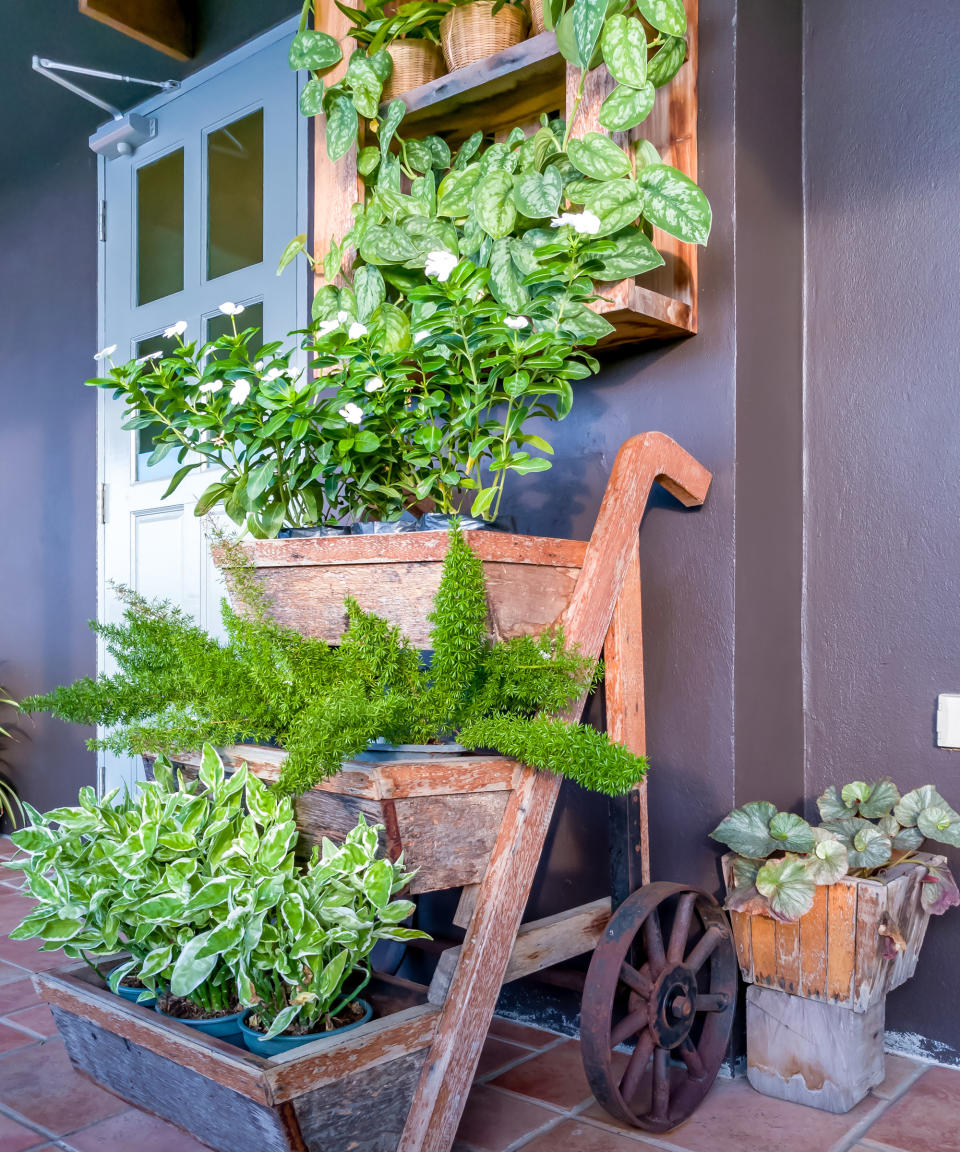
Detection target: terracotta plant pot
<box><xmin>382</xmin><ymin>39</ymin><xmax>446</xmax><ymax>101</ymax></box>
<box><xmin>440</xmin><ymin>1</ymin><xmax>529</xmax><ymax>71</ymax></box>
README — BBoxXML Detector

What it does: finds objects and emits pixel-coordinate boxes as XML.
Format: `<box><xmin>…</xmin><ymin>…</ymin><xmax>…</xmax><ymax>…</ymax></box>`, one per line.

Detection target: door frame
<box><xmin>93</xmin><ymin>15</ymin><xmax>308</xmax><ymax>793</ymax></box>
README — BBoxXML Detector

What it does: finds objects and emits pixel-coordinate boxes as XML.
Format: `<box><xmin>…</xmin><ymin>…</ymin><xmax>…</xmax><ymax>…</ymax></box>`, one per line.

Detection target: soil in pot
<box><xmin>156</xmin><ymin>993</ymin><xmax>245</xmax><ymax>1044</ymax></box>
<box><xmin>107</xmin><ymin>965</ymin><xmax>156</xmax><ymax>1007</ymax></box>
<box><xmin>240</xmin><ymin>998</ymin><xmax>373</xmax><ymax>1056</ymax></box>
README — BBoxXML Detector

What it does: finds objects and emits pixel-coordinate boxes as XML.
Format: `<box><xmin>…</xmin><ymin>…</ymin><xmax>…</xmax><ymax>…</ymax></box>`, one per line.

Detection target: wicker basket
<box><xmin>382</xmin><ymin>39</ymin><xmax>446</xmax><ymax>101</ymax></box>
<box><xmin>526</xmin><ymin>0</ymin><xmax>546</xmax><ymax>36</ymax></box>
<box><xmin>440</xmin><ymin>2</ymin><xmax>530</xmax><ymax>71</ymax></box>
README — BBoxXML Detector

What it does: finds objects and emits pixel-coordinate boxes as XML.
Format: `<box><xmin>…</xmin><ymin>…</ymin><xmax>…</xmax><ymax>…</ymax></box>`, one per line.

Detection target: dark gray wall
<box><xmin>804</xmin><ymin>0</ymin><xmax>960</xmax><ymax>1062</ymax></box>
<box><xmin>0</xmin><ymin>1</ymin><xmax>298</xmax><ymax>815</ymax></box>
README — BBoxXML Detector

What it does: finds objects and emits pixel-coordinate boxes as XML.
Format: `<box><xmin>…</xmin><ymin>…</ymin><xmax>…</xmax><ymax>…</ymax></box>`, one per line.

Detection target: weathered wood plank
<box><xmin>852</xmin><ymin>882</ymin><xmax>884</xmax><ymax>1011</ymax></box>
<box><xmin>798</xmin><ymin>884</ymin><xmax>829</xmax><ymax>1000</ymax></box>
<box><xmin>428</xmin><ymin>897</ymin><xmax>612</xmax><ymax>1005</ymax></box>
<box><xmin>452</xmin><ymin>884</ymin><xmax>480</xmax><ymax>930</ymax></box>
<box><xmin>51</xmin><ymin>1006</ymin><xmax>295</xmax><ymax>1152</ymax></box>
<box><xmin>293</xmin><ymin>1049</ymin><xmax>428</xmax><ymax>1152</ymax></box>
<box><xmin>729</xmin><ymin>911</ymin><xmax>754</xmax><ymax>984</ymax></box>
<box><xmin>78</xmin><ymin>0</ymin><xmax>192</xmax><ymax>60</ymax></box>
<box><xmin>395</xmin><ymin>791</ymin><xmax>510</xmax><ymax>893</ymax></box>
<box><xmin>750</xmin><ymin>915</ymin><xmax>776</xmax><ymax>989</ymax></box>
<box><xmin>774</xmin><ymin>918</ymin><xmax>801</xmax><ymax>996</ymax></box>
<box><xmin>826</xmin><ymin>883</ymin><xmax>858</xmax><ymax>1004</ymax></box>
<box><xmin>399</xmin><ymin>433</ymin><xmax>711</xmax><ymax>1152</ymax></box>
<box><xmin>746</xmin><ymin>985</ymin><xmax>885</xmax><ymax>1114</ymax></box>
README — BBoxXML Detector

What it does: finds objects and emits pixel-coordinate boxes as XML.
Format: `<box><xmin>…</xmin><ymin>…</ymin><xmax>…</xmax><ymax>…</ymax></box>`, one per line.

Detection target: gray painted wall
<box><xmin>804</xmin><ymin>0</ymin><xmax>960</xmax><ymax>1062</ymax></box>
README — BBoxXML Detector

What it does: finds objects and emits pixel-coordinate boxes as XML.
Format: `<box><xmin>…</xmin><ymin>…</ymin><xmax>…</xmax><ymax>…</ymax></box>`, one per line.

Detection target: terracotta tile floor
<box><xmin>0</xmin><ymin>836</ymin><xmax>958</xmax><ymax>1152</ymax></box>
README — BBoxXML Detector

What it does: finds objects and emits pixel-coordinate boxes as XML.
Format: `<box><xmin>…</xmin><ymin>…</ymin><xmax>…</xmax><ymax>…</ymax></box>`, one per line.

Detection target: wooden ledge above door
<box><xmin>79</xmin><ymin>0</ymin><xmax>194</xmax><ymax>61</ymax></box>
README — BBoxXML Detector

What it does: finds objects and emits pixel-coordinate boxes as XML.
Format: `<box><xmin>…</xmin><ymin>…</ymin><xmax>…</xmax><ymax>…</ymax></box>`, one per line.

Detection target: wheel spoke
<box><xmin>619</xmin><ymin>962</ymin><xmax>652</xmax><ymax>998</ymax></box>
<box><xmin>619</xmin><ymin>1027</ymin><xmax>654</xmax><ymax>1103</ymax></box>
<box><xmin>684</xmin><ymin>924</ymin><xmax>723</xmax><ymax>973</ymax></box>
<box><xmin>611</xmin><ymin>1007</ymin><xmax>649</xmax><ymax>1048</ymax></box>
<box><xmin>694</xmin><ymin>992</ymin><xmax>730</xmax><ymax>1013</ymax></box>
<box><xmin>644</xmin><ymin>909</ymin><xmax>667</xmax><ymax>976</ymax></box>
<box><xmin>652</xmin><ymin>1046</ymin><xmax>670</xmax><ymax>1119</ymax></box>
<box><xmin>679</xmin><ymin>1037</ymin><xmax>706</xmax><ymax>1080</ymax></box>
<box><xmin>667</xmin><ymin>892</ymin><xmax>697</xmax><ymax>964</ymax></box>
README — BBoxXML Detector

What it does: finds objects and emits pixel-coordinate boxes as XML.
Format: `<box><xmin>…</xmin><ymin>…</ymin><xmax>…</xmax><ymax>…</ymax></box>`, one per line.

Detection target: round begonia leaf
<box><xmin>917</xmin><ymin>804</ymin><xmax>960</xmax><ymax>847</ymax></box>
<box><xmin>805</xmin><ymin>836</ymin><xmax>849</xmax><ymax>885</ymax></box>
<box><xmin>894</xmin><ymin>785</ymin><xmax>947</xmax><ymax>828</ymax></box>
<box><xmin>769</xmin><ymin>811</ymin><xmax>815</xmax><ymax>854</ymax></box>
<box><xmin>893</xmin><ymin>824</ymin><xmax>925</xmax><ymax>851</ymax></box>
<box><xmin>756</xmin><ymin>856</ymin><xmax>816</xmax><ymax>921</ymax></box>
<box><xmin>710</xmin><ymin>800</ymin><xmax>778</xmax><ymax>858</ymax></box>
<box><xmin>817</xmin><ymin>785</ymin><xmax>852</xmax><ymax>822</ymax></box>
<box><xmin>731</xmin><ymin>856</ymin><xmax>762</xmax><ymax>889</ymax></box>
<box><xmin>849</xmin><ymin>824</ymin><xmax>892</xmax><ymax>870</ymax></box>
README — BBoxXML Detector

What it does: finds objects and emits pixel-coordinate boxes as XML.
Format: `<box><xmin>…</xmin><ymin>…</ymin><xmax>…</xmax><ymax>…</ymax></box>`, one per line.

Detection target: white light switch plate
<box><xmin>937</xmin><ymin>694</ymin><xmax>960</xmax><ymax>748</ymax></box>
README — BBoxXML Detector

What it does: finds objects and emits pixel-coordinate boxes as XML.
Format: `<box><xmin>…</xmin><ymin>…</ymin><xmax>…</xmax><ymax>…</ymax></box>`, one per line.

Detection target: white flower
<box><xmin>163</xmin><ymin>320</ymin><xmax>188</xmax><ymax>338</ymax></box>
<box><xmin>424</xmin><ymin>249</ymin><xmax>458</xmax><ymax>282</ymax></box>
<box><xmin>93</xmin><ymin>344</ymin><xmax>117</xmax><ymax>361</ymax></box>
<box><xmin>413</xmin><ymin>330</ymin><xmax>431</xmax><ymax>344</ymax></box>
<box><xmin>218</xmin><ymin>302</ymin><xmax>245</xmax><ymax>316</ymax></box>
<box><xmin>550</xmin><ymin>210</ymin><xmax>602</xmax><ymax>235</ymax></box>
<box><xmin>262</xmin><ymin>367</ymin><xmax>286</xmax><ymax>382</ymax></box>
<box><xmin>339</xmin><ymin>402</ymin><xmax>364</xmax><ymax>424</ymax></box>
<box><xmin>348</xmin><ymin>322</ymin><xmax>368</xmax><ymax>340</ymax></box>
<box><xmin>255</xmin><ymin>360</ymin><xmax>265</xmax><ymax>370</ymax></box>
<box><xmin>229</xmin><ymin>379</ymin><xmax>251</xmax><ymax>405</ymax></box>
<box><xmin>199</xmin><ymin>379</ymin><xmax>224</xmax><ymax>394</ymax></box>
<box><xmin>337</xmin><ymin>310</ymin><xmax>351</xmax><ymax>323</ymax></box>
<box><xmin>504</xmin><ymin>315</ymin><xmax>529</xmax><ymax>330</ymax></box>
<box><xmin>136</xmin><ymin>349</ymin><xmax>163</xmax><ymax>364</ymax></box>
<box><xmin>315</xmin><ymin>319</ymin><xmax>340</xmax><ymax>338</ymax></box>
<box><xmin>364</xmin><ymin>375</ymin><xmax>384</xmax><ymax>393</ymax></box>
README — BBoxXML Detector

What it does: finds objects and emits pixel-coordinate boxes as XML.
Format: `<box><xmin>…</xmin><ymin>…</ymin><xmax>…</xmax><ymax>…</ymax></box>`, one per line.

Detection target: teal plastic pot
<box><xmin>239</xmin><ymin>1000</ymin><xmax>373</xmax><ymax>1057</ymax></box>
<box><xmin>106</xmin><ymin>965</ymin><xmax>156</xmax><ymax>1008</ymax></box>
<box><xmin>156</xmin><ymin>1005</ymin><xmax>244</xmax><ymax>1045</ymax></box>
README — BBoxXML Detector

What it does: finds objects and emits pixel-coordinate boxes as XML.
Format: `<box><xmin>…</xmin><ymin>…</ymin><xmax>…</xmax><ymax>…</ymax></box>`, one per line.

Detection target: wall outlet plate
<box><xmin>936</xmin><ymin>694</ymin><xmax>960</xmax><ymax>748</ymax></box>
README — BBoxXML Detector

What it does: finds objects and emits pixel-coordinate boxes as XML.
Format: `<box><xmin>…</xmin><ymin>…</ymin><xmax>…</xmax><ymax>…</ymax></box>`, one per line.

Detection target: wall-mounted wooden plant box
<box><xmin>314</xmin><ymin>2</ymin><xmax>700</xmax><ymax>349</ymax></box>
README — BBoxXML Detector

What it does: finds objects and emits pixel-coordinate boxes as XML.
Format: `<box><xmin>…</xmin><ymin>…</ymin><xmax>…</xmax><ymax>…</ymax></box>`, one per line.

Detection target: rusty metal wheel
<box><xmin>581</xmin><ymin>882</ymin><xmax>737</xmax><ymax>1132</ymax></box>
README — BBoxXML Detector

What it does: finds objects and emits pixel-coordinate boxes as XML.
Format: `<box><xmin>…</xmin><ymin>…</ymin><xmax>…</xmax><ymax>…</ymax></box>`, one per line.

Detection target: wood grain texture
<box><xmin>750</xmin><ymin>915</ymin><xmax>777</xmax><ymax>989</ymax></box>
<box><xmin>399</xmin><ymin>433</ymin><xmax>711</xmax><ymax>1152</ymax></box>
<box><xmin>427</xmin><ymin>897</ymin><xmax>611</xmax><ymax>1004</ymax></box>
<box><xmin>292</xmin><ymin>1049</ymin><xmax>428</xmax><ymax>1152</ymax></box>
<box><xmin>604</xmin><ymin>549</ymin><xmax>649</xmax><ymax>888</ymax></box>
<box><xmin>852</xmin><ymin>883</ymin><xmax>884</xmax><ymax>1011</ymax></box>
<box><xmin>52</xmin><ymin>1006</ymin><xmax>298</xmax><ymax>1152</ymax></box>
<box><xmin>78</xmin><ymin>0</ymin><xmax>192</xmax><ymax>60</ymax></box>
<box><xmin>774</xmin><ymin>919</ymin><xmax>801</xmax><ymax>996</ymax></box>
<box><xmin>826</xmin><ymin>883</ymin><xmax>857</xmax><ymax>1004</ymax></box>
<box><xmin>799</xmin><ymin>884</ymin><xmax>829</xmax><ymax>1000</ymax></box>
<box><xmin>729</xmin><ymin>911</ymin><xmax>753</xmax><ymax>984</ymax></box>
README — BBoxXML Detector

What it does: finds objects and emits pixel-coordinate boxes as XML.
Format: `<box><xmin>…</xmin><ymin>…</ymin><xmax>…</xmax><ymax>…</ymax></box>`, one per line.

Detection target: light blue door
<box><xmin>97</xmin><ymin>20</ymin><xmax>307</xmax><ymax>794</ymax></box>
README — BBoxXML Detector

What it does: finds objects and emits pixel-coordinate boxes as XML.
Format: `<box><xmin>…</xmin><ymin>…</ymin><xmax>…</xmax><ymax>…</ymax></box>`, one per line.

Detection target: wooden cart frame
<box><xmin>38</xmin><ymin>432</ymin><xmax>713</xmax><ymax>1152</ymax></box>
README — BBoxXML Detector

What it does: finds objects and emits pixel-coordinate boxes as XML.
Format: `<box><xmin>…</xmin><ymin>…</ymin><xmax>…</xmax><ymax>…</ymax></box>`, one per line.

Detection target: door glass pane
<box><xmin>207</xmin><ymin>109</ymin><xmax>264</xmax><ymax>280</ymax></box>
<box><xmin>135</xmin><ymin>333</ymin><xmax>180</xmax><ymax>481</ymax></box>
<box><xmin>206</xmin><ymin>300</ymin><xmax>264</xmax><ymax>360</ymax></box>
<box><xmin>137</xmin><ymin>150</ymin><xmax>184</xmax><ymax>305</ymax></box>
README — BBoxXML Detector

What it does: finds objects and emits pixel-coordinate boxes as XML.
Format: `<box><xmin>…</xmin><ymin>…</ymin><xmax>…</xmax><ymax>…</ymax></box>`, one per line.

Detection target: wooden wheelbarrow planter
<box><xmin>37</xmin><ymin>433</ymin><xmax>728</xmax><ymax>1151</ymax></box>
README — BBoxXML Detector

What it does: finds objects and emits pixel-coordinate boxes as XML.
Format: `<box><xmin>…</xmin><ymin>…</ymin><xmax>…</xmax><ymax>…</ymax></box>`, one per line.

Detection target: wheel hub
<box><xmin>650</xmin><ymin>963</ymin><xmax>697</xmax><ymax>1048</ymax></box>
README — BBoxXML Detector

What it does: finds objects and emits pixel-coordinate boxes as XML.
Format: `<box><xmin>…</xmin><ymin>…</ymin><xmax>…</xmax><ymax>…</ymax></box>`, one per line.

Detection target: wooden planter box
<box><xmin>219</xmin><ymin>532</ymin><xmax>587</xmax><ymax>648</ymax></box>
<box><xmin>722</xmin><ymin>853</ymin><xmax>935</xmax><ymax>1011</ymax></box>
<box><xmin>160</xmin><ymin>745</ymin><xmax>522</xmax><ymax>895</ymax></box>
<box><xmin>37</xmin><ymin>962</ymin><xmax>440</xmax><ymax>1152</ymax></box>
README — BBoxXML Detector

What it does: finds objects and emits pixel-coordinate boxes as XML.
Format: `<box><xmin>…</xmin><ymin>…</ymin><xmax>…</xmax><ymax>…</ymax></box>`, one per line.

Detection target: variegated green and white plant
<box><xmin>711</xmin><ymin>781</ymin><xmax>960</xmax><ymax>923</ymax></box>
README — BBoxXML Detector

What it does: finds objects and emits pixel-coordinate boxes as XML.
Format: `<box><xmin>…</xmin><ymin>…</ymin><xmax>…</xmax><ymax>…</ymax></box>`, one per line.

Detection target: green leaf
<box><xmin>855</xmin><ymin>780</ymin><xmax>900</xmax><ymax>819</ymax></box>
<box><xmin>354</xmin><ymin>430</ymin><xmax>381</xmax><ymax>453</ymax></box>
<box><xmin>194</xmin><ymin>482</ymin><xmax>231</xmax><ymax>517</ymax></box>
<box><xmin>805</xmin><ymin>831</ymin><xmax>849</xmax><ymax>885</ymax></box>
<box><xmin>599</xmin><ymin>82</ymin><xmax>656</xmax><ymax>132</ymax></box>
<box><xmin>567</xmin><ymin>133</ymin><xmax>632</xmax><ymax>181</ymax></box>
<box><xmin>471</xmin><ymin>488</ymin><xmax>496</xmax><ymax>519</ymax></box>
<box><xmin>299</xmin><ymin>78</ymin><xmax>326</xmax><ymax>117</ymax></box>
<box><xmin>378</xmin><ymin>98</ymin><xmax>406</xmax><ymax>160</ymax></box>
<box><xmin>474</xmin><ymin>171</ymin><xmax>517</xmax><ymax>239</ymax></box>
<box><xmin>246</xmin><ymin>462</ymin><xmax>275</xmax><ymax>503</ymax></box>
<box><xmin>636</xmin><ymin>0</ymin><xmax>686</xmax><ymax>36</ymax></box>
<box><xmin>639</xmin><ymin>163</ymin><xmax>712</xmax><ymax>244</ymax></box>
<box><xmin>262</xmin><ymin>1002</ymin><xmax>302</xmax><ymax>1041</ymax></box>
<box><xmin>601</xmin><ymin>14</ymin><xmax>648</xmax><ymax>88</ymax></box>
<box><xmin>849</xmin><ymin>824</ymin><xmax>893</xmax><ymax>869</ymax></box>
<box><xmin>817</xmin><ymin>785</ymin><xmax>851</xmax><ymax>822</ymax></box>
<box><xmin>364</xmin><ymin>858</ymin><xmax>394</xmax><ymax>908</ymax></box>
<box><xmin>437</xmin><ymin>166</ymin><xmax>482</xmax><ymax>218</ymax></box>
<box><xmin>895</xmin><ymin>785</ymin><xmax>948</xmax><ymax>828</ymax></box>
<box><xmin>325</xmin><ymin>89</ymin><xmax>359</xmax><ymax>162</ymax></box>
<box><xmin>170</xmin><ymin>932</ymin><xmax>219</xmax><ymax>998</ymax></box>
<box><xmin>357</xmin><ymin>146</ymin><xmax>381</xmax><ymax>177</ymax></box>
<box><xmin>572</xmin><ymin>0</ymin><xmax>607</xmax><ymax>72</ymax></box>
<box><xmin>289</xmin><ymin>30</ymin><xmax>343</xmax><ymax>72</ymax></box>
<box><xmin>592</xmin><ymin>230</ymin><xmax>664</xmax><ymax>279</ymax></box>
<box><xmin>917</xmin><ymin>804</ymin><xmax>960</xmax><ymax>847</ymax></box>
<box><xmin>769</xmin><ymin>811</ymin><xmax>814</xmax><ymax>854</ymax></box>
<box><xmin>893</xmin><ymin>825</ymin><xmax>925</xmax><ymax>850</ymax></box>
<box><xmin>359</xmin><ymin>224</ymin><xmax>418</xmax><ymax>265</ymax></box>
<box><xmin>198</xmin><ymin>743</ymin><xmax>225</xmax><ymax>792</ymax></box>
<box><xmin>710</xmin><ymin>800</ymin><xmax>778</xmax><ymax>858</ymax></box>
<box><xmin>345</xmin><ymin>53</ymin><xmax>382</xmax><ymax>119</ymax></box>
<box><xmin>731</xmin><ymin>856</ymin><xmax>762</xmax><ymax>889</ymax></box>
<box><xmin>634</xmin><ymin>139</ymin><xmax>661</xmax><ymax>171</ymax></box>
<box><xmin>647</xmin><ymin>34</ymin><xmax>686</xmax><ymax>88</ymax></box>
<box><xmin>756</xmin><ymin>856</ymin><xmax>816</xmax><ymax>920</ymax></box>
<box><xmin>369</xmin><ymin>301</ymin><xmax>410</xmax><ymax>353</ymax></box>
<box><xmin>554</xmin><ymin>299</ymin><xmax>615</xmax><ymax>342</ymax></box>
<box><xmin>354</xmin><ymin>265</ymin><xmax>386</xmax><ymax>322</ymax></box>
<box><xmin>161</xmin><ymin>463</ymin><xmax>200</xmax><ymax>499</ymax></box>
<box><xmin>489</xmin><ymin>238</ymin><xmax>529</xmax><ymax>312</ymax></box>
<box><xmin>582</xmin><ymin>179</ymin><xmax>644</xmax><ymax>236</ymax></box>
<box><xmin>512</xmin><ymin>167</ymin><xmax>563</xmax><ymax>219</ymax></box>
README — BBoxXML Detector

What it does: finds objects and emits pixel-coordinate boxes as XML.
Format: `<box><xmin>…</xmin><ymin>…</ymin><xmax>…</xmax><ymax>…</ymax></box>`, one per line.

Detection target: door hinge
<box><xmin>98</xmin><ymin>482</ymin><xmax>109</xmax><ymax>524</ymax></box>
<box><xmin>98</xmin><ymin>199</ymin><xmax>107</xmax><ymax>242</ymax></box>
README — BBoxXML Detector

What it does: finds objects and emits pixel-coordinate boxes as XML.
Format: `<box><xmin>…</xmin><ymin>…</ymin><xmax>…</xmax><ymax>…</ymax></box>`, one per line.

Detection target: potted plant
<box><xmin>334</xmin><ymin>0</ymin><xmax>450</xmax><ymax>101</ymax></box>
<box><xmin>710</xmin><ymin>782</ymin><xmax>960</xmax><ymax>1111</ymax></box>
<box><xmin>439</xmin><ymin>0</ymin><xmax>528</xmax><ymax>72</ymax></box>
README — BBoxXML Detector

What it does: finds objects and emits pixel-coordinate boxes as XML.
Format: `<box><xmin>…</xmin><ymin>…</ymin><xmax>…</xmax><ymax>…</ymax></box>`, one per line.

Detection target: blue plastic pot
<box><xmin>239</xmin><ymin>1000</ymin><xmax>373</xmax><ymax>1057</ymax></box>
<box><xmin>156</xmin><ymin>1004</ymin><xmax>245</xmax><ymax>1045</ymax></box>
<box><xmin>106</xmin><ymin>964</ymin><xmax>156</xmax><ymax>1008</ymax></box>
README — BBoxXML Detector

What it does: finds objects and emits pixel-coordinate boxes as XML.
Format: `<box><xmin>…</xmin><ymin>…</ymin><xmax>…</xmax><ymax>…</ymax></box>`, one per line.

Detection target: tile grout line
<box><xmin>827</xmin><ymin>1061</ymin><xmax>931</xmax><ymax>1152</ymax></box>
<box><xmin>566</xmin><ymin>1098</ymin><xmax>692</xmax><ymax>1149</ymax></box>
<box><xmin>857</xmin><ymin>1141</ymin><xmax>917</xmax><ymax>1152</ymax></box>
<box><xmin>471</xmin><ymin>1081</ymin><xmax>588</xmax><ymax>1117</ymax></box>
<box><xmin>501</xmin><ymin>1110</ymin><xmax>576</xmax><ymax>1152</ymax></box>
<box><xmin>473</xmin><ymin>1034</ymin><xmax>570</xmax><ymax>1085</ymax></box>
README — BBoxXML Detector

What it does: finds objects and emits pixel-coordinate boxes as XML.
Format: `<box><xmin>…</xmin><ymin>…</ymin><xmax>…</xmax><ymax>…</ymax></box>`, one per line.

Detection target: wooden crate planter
<box><xmin>160</xmin><ymin>745</ymin><xmax>523</xmax><ymax>895</ymax></box>
<box><xmin>722</xmin><ymin>853</ymin><xmax>935</xmax><ymax>1011</ymax></box>
<box><xmin>37</xmin><ymin>962</ymin><xmax>440</xmax><ymax>1152</ymax></box>
<box><xmin>221</xmin><ymin>532</ymin><xmax>587</xmax><ymax>649</ymax></box>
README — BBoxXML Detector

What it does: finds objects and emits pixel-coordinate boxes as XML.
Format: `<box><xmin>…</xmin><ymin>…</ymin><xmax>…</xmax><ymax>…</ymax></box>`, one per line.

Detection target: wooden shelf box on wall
<box><xmin>312</xmin><ymin>1</ymin><xmax>700</xmax><ymax>349</ymax></box>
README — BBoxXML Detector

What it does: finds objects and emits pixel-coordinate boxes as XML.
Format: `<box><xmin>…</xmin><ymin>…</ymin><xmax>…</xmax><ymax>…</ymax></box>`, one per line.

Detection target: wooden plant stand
<box><xmin>38</xmin><ymin>433</ymin><xmax>728</xmax><ymax>1151</ymax></box>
